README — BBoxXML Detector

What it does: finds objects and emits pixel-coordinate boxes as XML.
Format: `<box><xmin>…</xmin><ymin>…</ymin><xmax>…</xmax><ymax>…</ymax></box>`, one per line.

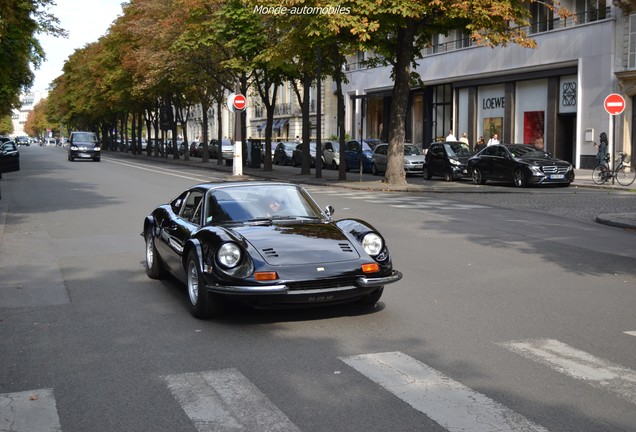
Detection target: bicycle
<box><xmin>592</xmin><ymin>152</ymin><xmax>636</xmax><ymax>186</ymax></box>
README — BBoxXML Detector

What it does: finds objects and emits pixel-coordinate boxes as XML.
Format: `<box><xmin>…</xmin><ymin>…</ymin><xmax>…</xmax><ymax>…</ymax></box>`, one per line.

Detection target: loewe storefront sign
<box><xmin>482</xmin><ymin>97</ymin><xmax>505</xmax><ymax>109</ymax></box>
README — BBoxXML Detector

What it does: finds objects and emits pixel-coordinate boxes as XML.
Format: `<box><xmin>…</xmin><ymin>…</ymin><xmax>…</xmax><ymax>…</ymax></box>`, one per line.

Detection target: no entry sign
<box><xmin>604</xmin><ymin>93</ymin><xmax>625</xmax><ymax>115</ymax></box>
<box><xmin>227</xmin><ymin>93</ymin><xmax>247</xmax><ymax>112</ymax></box>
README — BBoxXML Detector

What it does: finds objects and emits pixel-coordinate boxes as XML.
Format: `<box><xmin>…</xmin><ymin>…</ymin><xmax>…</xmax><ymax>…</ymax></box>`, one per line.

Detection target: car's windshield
<box><xmin>72</xmin><ymin>132</ymin><xmax>97</xmax><ymax>143</ymax></box>
<box><xmin>204</xmin><ymin>184</ymin><xmax>324</xmax><ymax>224</ymax></box>
<box><xmin>404</xmin><ymin>145</ymin><xmax>421</xmax><ymax>156</ymax></box>
<box><xmin>444</xmin><ymin>142</ymin><xmax>472</xmax><ymax>157</ymax></box>
<box><xmin>506</xmin><ymin>145</ymin><xmax>549</xmax><ymax>159</ymax></box>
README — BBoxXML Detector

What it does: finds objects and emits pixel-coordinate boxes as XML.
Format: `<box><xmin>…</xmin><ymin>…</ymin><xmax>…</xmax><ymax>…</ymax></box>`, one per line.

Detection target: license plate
<box><xmin>550</xmin><ymin>174</ymin><xmax>564</xmax><ymax>179</ymax></box>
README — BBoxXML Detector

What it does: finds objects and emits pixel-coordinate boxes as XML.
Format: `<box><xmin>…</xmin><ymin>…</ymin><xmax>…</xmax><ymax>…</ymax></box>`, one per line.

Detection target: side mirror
<box><xmin>324</xmin><ymin>205</ymin><xmax>335</xmax><ymax>218</ymax></box>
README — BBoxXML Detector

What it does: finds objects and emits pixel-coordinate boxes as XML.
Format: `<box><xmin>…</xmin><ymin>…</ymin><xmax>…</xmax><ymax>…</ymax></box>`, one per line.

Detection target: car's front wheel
<box><xmin>513</xmin><ymin>169</ymin><xmax>528</xmax><ymax>188</ymax></box>
<box><xmin>472</xmin><ymin>167</ymin><xmax>485</xmax><ymax>185</ymax></box>
<box><xmin>145</xmin><ymin>230</ymin><xmax>167</xmax><ymax>279</ymax></box>
<box><xmin>186</xmin><ymin>251</ymin><xmax>224</xmax><ymax>319</ymax></box>
<box><xmin>423</xmin><ymin>166</ymin><xmax>432</xmax><ymax>180</ymax></box>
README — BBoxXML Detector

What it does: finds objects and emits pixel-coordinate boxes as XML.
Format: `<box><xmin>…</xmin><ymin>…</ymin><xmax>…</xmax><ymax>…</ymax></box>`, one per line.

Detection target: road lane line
<box><xmin>105</xmin><ymin>158</ymin><xmax>223</xmax><ymax>182</ymax></box>
<box><xmin>0</xmin><ymin>388</ymin><xmax>62</xmax><ymax>432</ymax></box>
<box><xmin>499</xmin><ymin>339</ymin><xmax>636</xmax><ymax>405</ymax></box>
<box><xmin>340</xmin><ymin>351</ymin><xmax>549</xmax><ymax>432</ymax></box>
<box><xmin>624</xmin><ymin>331</ymin><xmax>636</xmax><ymax>337</ymax></box>
<box><xmin>163</xmin><ymin>368</ymin><xmax>301</xmax><ymax>432</ymax></box>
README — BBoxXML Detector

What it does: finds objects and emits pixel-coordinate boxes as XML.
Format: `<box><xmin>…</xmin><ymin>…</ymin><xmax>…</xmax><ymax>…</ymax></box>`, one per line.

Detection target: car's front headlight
<box><xmin>94</xmin><ymin>146</ymin><xmax>101</xmax><ymax>151</ymax></box>
<box><xmin>217</xmin><ymin>243</ymin><xmax>241</xmax><ymax>268</ymax></box>
<box><xmin>70</xmin><ymin>146</ymin><xmax>78</xmax><ymax>151</ymax></box>
<box><xmin>362</xmin><ymin>233</ymin><xmax>383</xmax><ymax>256</ymax></box>
<box><xmin>529</xmin><ymin>165</ymin><xmax>543</xmax><ymax>174</ymax></box>
<box><xmin>449</xmin><ymin>158</ymin><xmax>461</xmax><ymax>166</ymax></box>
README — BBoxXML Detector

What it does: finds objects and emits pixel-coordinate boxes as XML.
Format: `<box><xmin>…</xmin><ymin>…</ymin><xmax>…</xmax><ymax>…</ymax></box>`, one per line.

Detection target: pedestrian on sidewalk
<box><xmin>594</xmin><ymin>132</ymin><xmax>608</xmax><ymax>167</ymax></box>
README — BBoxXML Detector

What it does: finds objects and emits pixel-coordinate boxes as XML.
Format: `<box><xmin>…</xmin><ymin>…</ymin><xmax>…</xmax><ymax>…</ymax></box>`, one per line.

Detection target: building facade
<box><xmin>338</xmin><ymin>0</ymin><xmax>635</xmax><ymax>169</ymax></box>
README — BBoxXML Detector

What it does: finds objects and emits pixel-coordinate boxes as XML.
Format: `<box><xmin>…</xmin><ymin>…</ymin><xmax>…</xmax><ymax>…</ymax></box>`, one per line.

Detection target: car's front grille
<box><xmin>542</xmin><ymin>165</ymin><xmax>569</xmax><ymax>174</ymax></box>
<box><xmin>286</xmin><ymin>276</ymin><xmax>359</xmax><ymax>291</ymax></box>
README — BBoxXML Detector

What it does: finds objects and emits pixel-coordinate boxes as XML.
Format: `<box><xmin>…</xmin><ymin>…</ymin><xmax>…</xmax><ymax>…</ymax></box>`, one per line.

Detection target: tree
<box><xmin>0</xmin><ymin>0</ymin><xmax>65</xmax><ymax>117</ymax></box>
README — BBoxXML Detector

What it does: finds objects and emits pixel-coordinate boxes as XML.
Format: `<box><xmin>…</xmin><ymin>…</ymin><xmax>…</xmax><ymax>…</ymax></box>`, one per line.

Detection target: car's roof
<box><xmin>190</xmin><ymin>181</ymin><xmax>295</xmax><ymax>191</ymax></box>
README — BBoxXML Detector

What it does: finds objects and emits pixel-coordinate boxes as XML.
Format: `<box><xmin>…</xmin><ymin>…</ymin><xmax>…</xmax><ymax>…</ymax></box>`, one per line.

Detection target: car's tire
<box><xmin>186</xmin><ymin>251</ymin><xmax>224</xmax><ymax>319</ymax></box>
<box><xmin>472</xmin><ymin>167</ymin><xmax>485</xmax><ymax>185</ymax></box>
<box><xmin>93</xmin><ymin>157</ymin><xmax>100</xmax><ymax>162</ymax></box>
<box><xmin>444</xmin><ymin>169</ymin><xmax>454</xmax><ymax>182</ymax></box>
<box><xmin>292</xmin><ymin>157</ymin><xmax>298</xmax><ymax>167</ymax></box>
<box><xmin>513</xmin><ymin>169</ymin><xmax>527</xmax><ymax>188</ymax></box>
<box><xmin>358</xmin><ymin>287</ymin><xmax>383</xmax><ymax>305</ymax></box>
<box><xmin>145</xmin><ymin>230</ymin><xmax>167</xmax><ymax>279</ymax></box>
<box><xmin>423</xmin><ymin>166</ymin><xmax>432</xmax><ymax>180</ymax></box>
<box><xmin>332</xmin><ymin>161</ymin><xmax>338</xmax><ymax>170</ymax></box>
<box><xmin>371</xmin><ymin>163</ymin><xmax>379</xmax><ymax>176</ymax></box>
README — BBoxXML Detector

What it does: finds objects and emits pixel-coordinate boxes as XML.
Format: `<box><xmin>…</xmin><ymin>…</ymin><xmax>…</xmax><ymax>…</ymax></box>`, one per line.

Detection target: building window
<box><xmin>630</xmin><ymin>14</ymin><xmax>636</xmax><ymax>69</ymax></box>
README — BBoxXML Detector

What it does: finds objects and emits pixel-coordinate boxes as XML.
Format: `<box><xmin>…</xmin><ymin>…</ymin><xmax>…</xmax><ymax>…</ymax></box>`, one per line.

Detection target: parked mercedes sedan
<box><xmin>143</xmin><ymin>182</ymin><xmax>402</xmax><ymax>319</ymax></box>
<box><xmin>467</xmin><ymin>144</ymin><xmax>574</xmax><ymax>187</ymax></box>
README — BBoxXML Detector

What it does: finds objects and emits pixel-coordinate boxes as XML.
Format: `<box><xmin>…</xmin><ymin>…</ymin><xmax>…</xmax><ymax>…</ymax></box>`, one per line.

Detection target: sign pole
<box><xmin>603</xmin><ymin>93</ymin><xmax>625</xmax><ymax>185</ymax></box>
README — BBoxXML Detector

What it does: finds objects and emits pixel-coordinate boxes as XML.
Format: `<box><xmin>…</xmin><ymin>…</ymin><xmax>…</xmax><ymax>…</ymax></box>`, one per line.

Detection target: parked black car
<box><xmin>68</xmin><ymin>131</ymin><xmax>100</xmax><ymax>162</ymax></box>
<box><xmin>142</xmin><ymin>181</ymin><xmax>402</xmax><ymax>319</ymax></box>
<box><xmin>0</xmin><ymin>140</ymin><xmax>20</xmax><ymax>174</ymax></box>
<box><xmin>273</xmin><ymin>142</ymin><xmax>296</xmax><ymax>165</ymax></box>
<box><xmin>467</xmin><ymin>144</ymin><xmax>574</xmax><ymax>187</ymax></box>
<box><xmin>291</xmin><ymin>142</ymin><xmax>317</xmax><ymax>167</ymax></box>
<box><xmin>424</xmin><ymin>141</ymin><xmax>474</xmax><ymax>181</ymax></box>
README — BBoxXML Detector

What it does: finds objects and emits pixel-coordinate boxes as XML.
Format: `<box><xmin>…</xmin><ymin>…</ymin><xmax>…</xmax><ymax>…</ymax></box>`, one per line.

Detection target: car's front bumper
<box><xmin>69</xmin><ymin>150</ymin><xmax>100</xmax><ymax>159</ymax></box>
<box><xmin>205</xmin><ymin>270</ymin><xmax>402</xmax><ymax>297</ymax></box>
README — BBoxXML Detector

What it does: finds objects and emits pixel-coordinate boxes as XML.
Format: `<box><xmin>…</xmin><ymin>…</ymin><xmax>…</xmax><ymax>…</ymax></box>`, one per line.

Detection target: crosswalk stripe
<box><xmin>625</xmin><ymin>331</ymin><xmax>636</xmax><ymax>337</ymax></box>
<box><xmin>163</xmin><ymin>368</ymin><xmax>301</xmax><ymax>432</ymax></box>
<box><xmin>340</xmin><ymin>351</ymin><xmax>549</xmax><ymax>432</ymax></box>
<box><xmin>0</xmin><ymin>388</ymin><xmax>62</xmax><ymax>432</ymax></box>
<box><xmin>499</xmin><ymin>339</ymin><xmax>636</xmax><ymax>405</ymax></box>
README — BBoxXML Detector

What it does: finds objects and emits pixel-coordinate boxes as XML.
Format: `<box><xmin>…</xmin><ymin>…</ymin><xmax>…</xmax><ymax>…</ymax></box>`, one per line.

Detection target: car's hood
<box><xmin>405</xmin><ymin>155</ymin><xmax>425</xmax><ymax>162</ymax></box>
<box><xmin>232</xmin><ymin>223</ymin><xmax>361</xmax><ymax>265</ymax></box>
<box><xmin>519</xmin><ymin>157</ymin><xmax>570</xmax><ymax>166</ymax></box>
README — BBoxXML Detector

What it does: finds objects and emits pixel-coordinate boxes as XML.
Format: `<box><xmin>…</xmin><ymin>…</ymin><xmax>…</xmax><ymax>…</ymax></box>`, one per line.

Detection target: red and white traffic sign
<box><xmin>227</xmin><ymin>93</ymin><xmax>247</xmax><ymax>112</ymax></box>
<box><xmin>604</xmin><ymin>93</ymin><xmax>625</xmax><ymax>115</ymax></box>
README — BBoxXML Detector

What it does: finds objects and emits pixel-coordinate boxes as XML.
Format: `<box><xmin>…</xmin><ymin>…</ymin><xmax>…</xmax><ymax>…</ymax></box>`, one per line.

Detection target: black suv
<box><xmin>424</xmin><ymin>141</ymin><xmax>474</xmax><ymax>181</ymax></box>
<box><xmin>68</xmin><ymin>131</ymin><xmax>100</xmax><ymax>162</ymax></box>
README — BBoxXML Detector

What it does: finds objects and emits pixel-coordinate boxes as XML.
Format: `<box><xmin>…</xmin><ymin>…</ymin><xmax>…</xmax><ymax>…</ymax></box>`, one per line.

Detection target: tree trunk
<box><xmin>384</xmin><ymin>20</ymin><xmax>417</xmax><ymax>186</ymax></box>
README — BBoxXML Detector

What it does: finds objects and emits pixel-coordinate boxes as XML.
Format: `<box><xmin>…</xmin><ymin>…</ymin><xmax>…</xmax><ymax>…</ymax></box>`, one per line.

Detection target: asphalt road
<box><xmin>1</xmin><ymin>145</ymin><xmax>636</xmax><ymax>432</ymax></box>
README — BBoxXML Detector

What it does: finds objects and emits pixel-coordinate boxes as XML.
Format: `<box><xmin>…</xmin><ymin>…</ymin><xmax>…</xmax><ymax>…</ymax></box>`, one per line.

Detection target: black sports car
<box><xmin>143</xmin><ymin>181</ymin><xmax>402</xmax><ymax>319</ymax></box>
<box><xmin>467</xmin><ymin>144</ymin><xmax>574</xmax><ymax>187</ymax></box>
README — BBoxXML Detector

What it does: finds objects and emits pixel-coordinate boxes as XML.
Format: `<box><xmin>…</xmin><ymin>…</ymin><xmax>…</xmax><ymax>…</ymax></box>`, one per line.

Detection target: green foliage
<box><xmin>0</xmin><ymin>0</ymin><xmax>66</xmax><ymax>117</ymax></box>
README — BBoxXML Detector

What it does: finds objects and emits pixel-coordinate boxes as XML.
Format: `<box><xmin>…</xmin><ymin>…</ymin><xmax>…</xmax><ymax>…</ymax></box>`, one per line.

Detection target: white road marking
<box><xmin>499</xmin><ymin>339</ymin><xmax>636</xmax><ymax>405</ymax></box>
<box><xmin>340</xmin><ymin>351</ymin><xmax>549</xmax><ymax>432</ymax></box>
<box><xmin>163</xmin><ymin>368</ymin><xmax>301</xmax><ymax>432</ymax></box>
<box><xmin>624</xmin><ymin>331</ymin><xmax>636</xmax><ymax>337</ymax></box>
<box><xmin>0</xmin><ymin>388</ymin><xmax>62</xmax><ymax>432</ymax></box>
<box><xmin>105</xmin><ymin>158</ymin><xmax>223</xmax><ymax>182</ymax></box>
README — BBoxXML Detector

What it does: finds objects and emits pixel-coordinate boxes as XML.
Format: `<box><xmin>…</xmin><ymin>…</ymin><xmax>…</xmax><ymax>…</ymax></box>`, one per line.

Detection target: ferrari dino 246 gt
<box><xmin>143</xmin><ymin>181</ymin><xmax>402</xmax><ymax>319</ymax></box>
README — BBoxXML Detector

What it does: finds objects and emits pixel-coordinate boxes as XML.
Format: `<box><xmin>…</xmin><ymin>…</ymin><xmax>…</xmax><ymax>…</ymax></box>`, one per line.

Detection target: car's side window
<box><xmin>178</xmin><ymin>190</ymin><xmax>204</xmax><ymax>222</ymax></box>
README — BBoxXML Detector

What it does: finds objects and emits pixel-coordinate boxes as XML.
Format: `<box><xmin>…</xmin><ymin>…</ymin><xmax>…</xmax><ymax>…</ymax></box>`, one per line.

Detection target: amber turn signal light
<box><xmin>361</xmin><ymin>263</ymin><xmax>380</xmax><ymax>273</ymax></box>
<box><xmin>254</xmin><ymin>271</ymin><xmax>279</xmax><ymax>281</ymax></box>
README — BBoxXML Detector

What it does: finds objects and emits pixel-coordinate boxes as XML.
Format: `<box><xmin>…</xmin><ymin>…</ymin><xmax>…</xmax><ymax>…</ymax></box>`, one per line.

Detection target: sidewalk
<box><xmin>104</xmin><ymin>151</ymin><xmax>636</xmax><ymax>230</ymax></box>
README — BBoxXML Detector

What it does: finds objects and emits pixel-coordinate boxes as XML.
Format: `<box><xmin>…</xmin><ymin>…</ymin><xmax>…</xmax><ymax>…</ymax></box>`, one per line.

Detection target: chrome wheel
<box><xmin>187</xmin><ymin>260</ymin><xmax>199</xmax><ymax>306</ymax></box>
<box><xmin>513</xmin><ymin>169</ymin><xmax>527</xmax><ymax>187</ymax></box>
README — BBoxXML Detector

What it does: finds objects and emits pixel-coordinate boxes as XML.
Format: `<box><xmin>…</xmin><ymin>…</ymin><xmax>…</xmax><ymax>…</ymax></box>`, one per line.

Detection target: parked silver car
<box><xmin>371</xmin><ymin>143</ymin><xmax>425</xmax><ymax>175</ymax></box>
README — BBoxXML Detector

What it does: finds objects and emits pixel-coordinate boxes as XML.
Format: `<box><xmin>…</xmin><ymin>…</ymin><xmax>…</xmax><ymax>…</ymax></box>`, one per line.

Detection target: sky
<box><xmin>31</xmin><ymin>0</ymin><xmax>123</xmax><ymax>95</ymax></box>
